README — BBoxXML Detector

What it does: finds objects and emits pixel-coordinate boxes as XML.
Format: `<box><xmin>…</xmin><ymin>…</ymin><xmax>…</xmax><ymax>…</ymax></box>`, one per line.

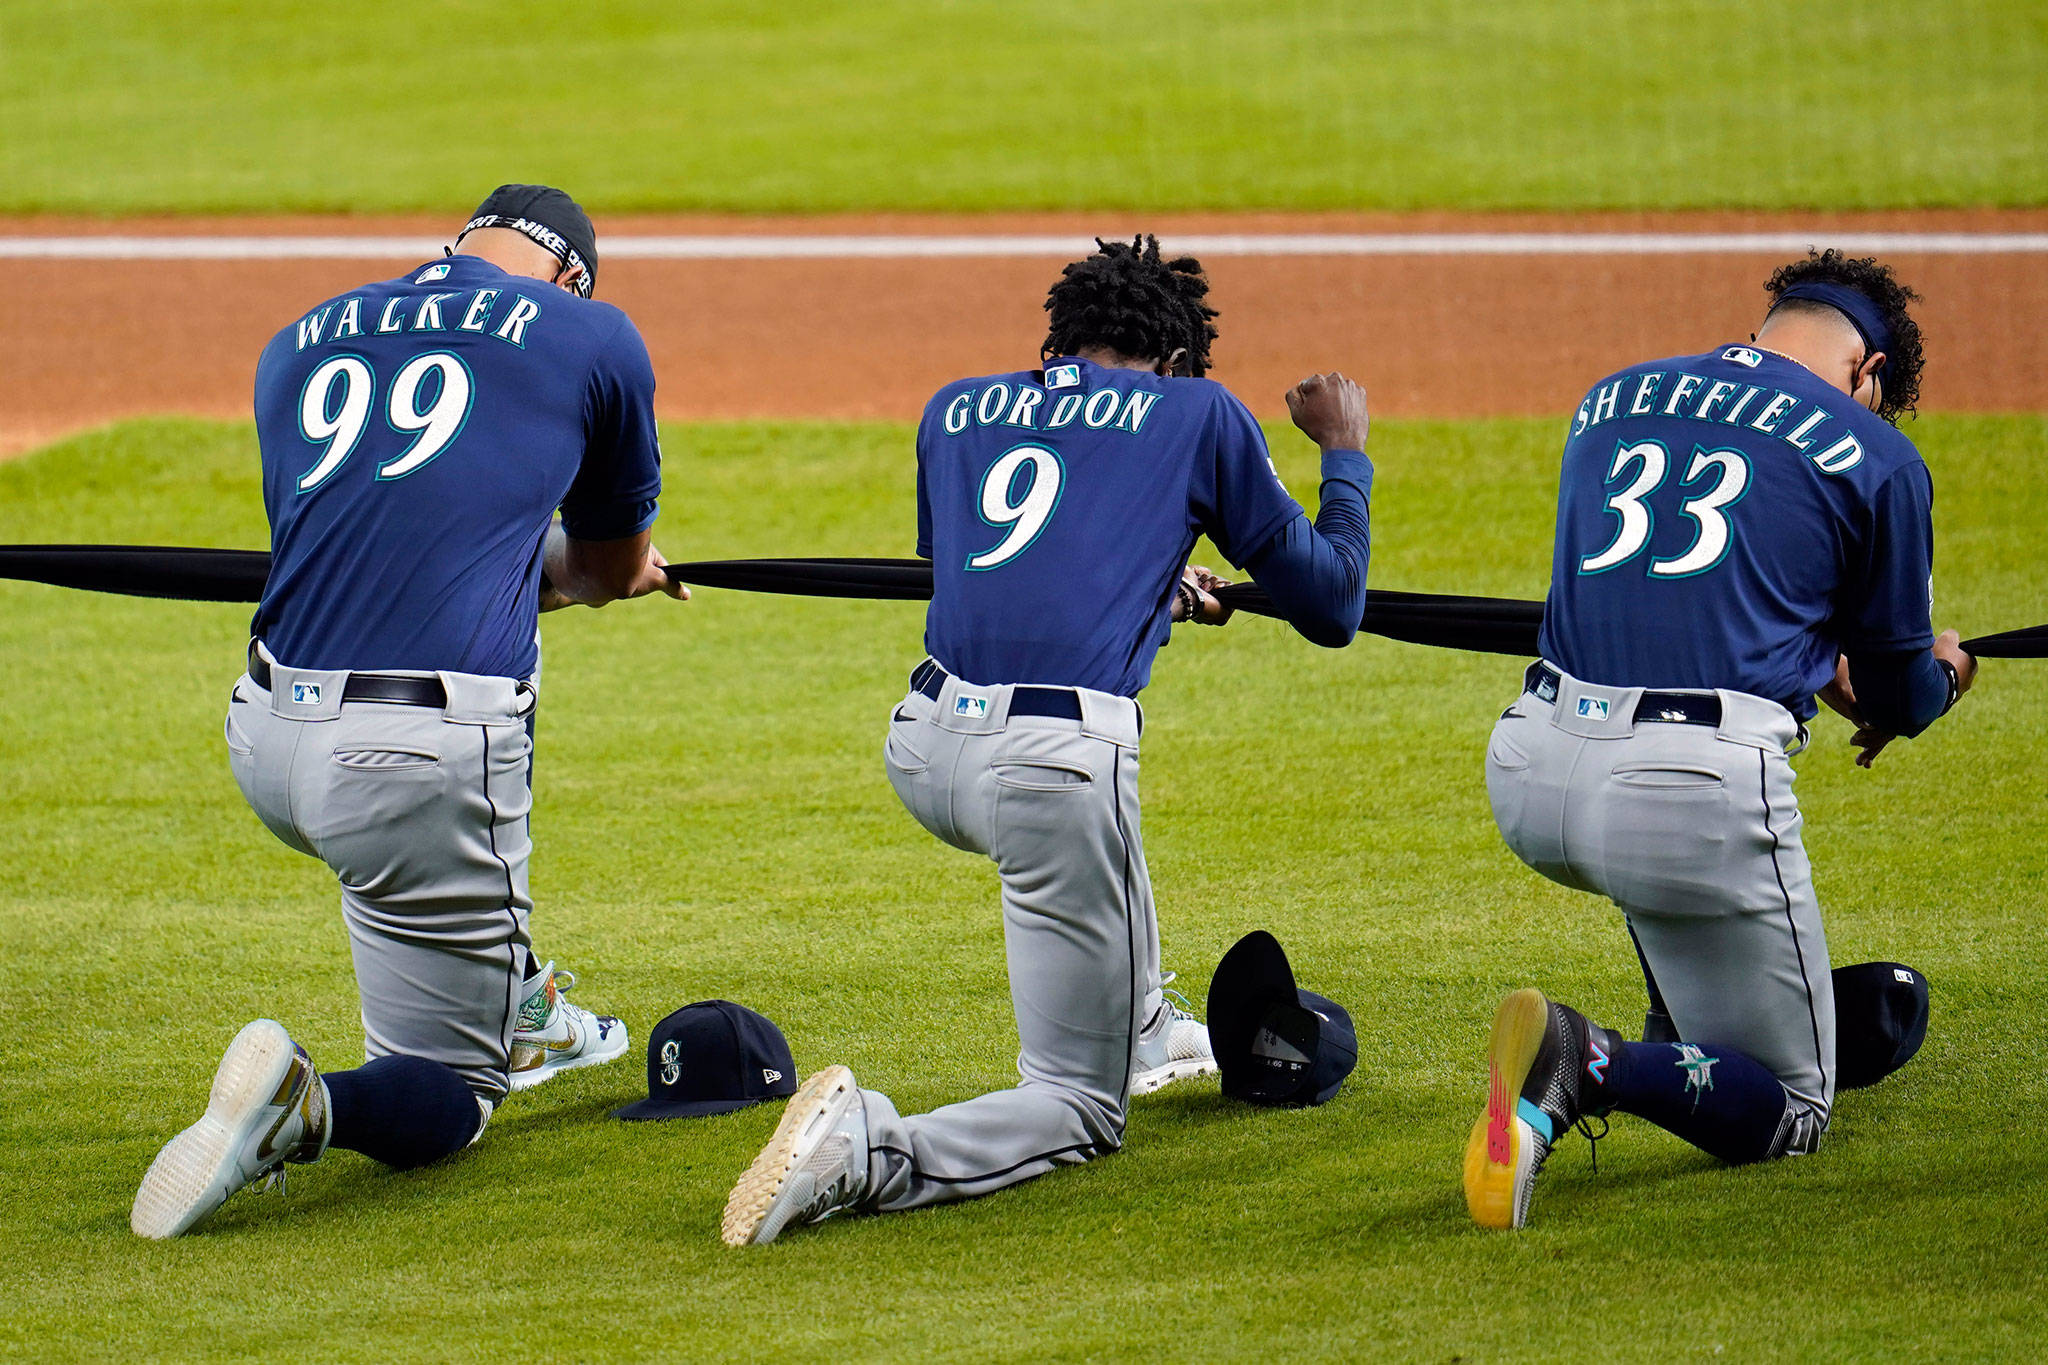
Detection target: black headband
<box><xmin>456</xmin><ymin>212</ymin><xmax>595</xmax><ymax>298</ymax></box>
<box><xmin>454</xmin><ymin>184</ymin><xmax>598</xmax><ymax>298</ymax></box>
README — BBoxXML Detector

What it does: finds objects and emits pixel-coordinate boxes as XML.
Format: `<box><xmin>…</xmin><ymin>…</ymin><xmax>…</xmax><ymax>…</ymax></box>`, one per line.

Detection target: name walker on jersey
<box><xmin>290</xmin><ymin>280</ymin><xmax>547</xmax><ymax>353</ymax></box>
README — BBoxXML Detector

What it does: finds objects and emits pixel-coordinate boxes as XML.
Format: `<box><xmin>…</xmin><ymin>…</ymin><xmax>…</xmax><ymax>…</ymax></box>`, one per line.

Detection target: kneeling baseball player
<box><xmin>1467</xmin><ymin>250</ymin><xmax>1976</xmax><ymax>1229</ymax></box>
<box><xmin>132</xmin><ymin>186</ymin><xmax>686</xmax><ymax>1238</ymax></box>
<box><xmin>724</xmin><ymin>236</ymin><xmax>1377</xmax><ymax>1244</ymax></box>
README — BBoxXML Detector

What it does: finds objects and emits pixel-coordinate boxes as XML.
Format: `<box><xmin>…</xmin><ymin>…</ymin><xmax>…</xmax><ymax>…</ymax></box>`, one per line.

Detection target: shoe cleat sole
<box><xmin>1464</xmin><ymin>988</ymin><xmax>1550</xmax><ymax>1231</ymax></box>
<box><xmin>131</xmin><ymin>1019</ymin><xmax>298</xmax><ymax>1240</ymax></box>
<box><xmin>1131</xmin><ymin>1055</ymin><xmax>1220</xmax><ymax>1096</ymax></box>
<box><xmin>722</xmin><ymin>1065</ymin><xmax>858</xmax><ymax>1248</ymax></box>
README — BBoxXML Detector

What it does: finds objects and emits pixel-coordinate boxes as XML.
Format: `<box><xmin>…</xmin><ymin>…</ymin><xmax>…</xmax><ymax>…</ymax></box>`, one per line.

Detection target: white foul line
<box><xmin>4</xmin><ymin>232</ymin><xmax>2047</xmax><ymax>261</ymax></box>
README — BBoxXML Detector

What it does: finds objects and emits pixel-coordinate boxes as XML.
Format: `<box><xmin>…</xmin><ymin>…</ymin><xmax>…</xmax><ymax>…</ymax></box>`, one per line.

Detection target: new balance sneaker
<box><xmin>131</xmin><ymin>1019</ymin><xmax>330</xmax><ymax>1240</ymax></box>
<box><xmin>722</xmin><ymin>1065</ymin><xmax>870</xmax><ymax>1247</ymax></box>
<box><xmin>1463</xmin><ymin>988</ymin><xmax>1617</xmax><ymax>1230</ymax></box>
<box><xmin>508</xmin><ymin>963</ymin><xmax>629</xmax><ymax>1093</ymax></box>
<box><xmin>1132</xmin><ymin>974</ymin><xmax>1219</xmax><ymax>1096</ymax></box>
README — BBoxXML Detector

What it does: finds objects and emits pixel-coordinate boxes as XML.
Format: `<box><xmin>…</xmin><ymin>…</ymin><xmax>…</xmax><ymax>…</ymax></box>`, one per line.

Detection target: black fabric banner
<box><xmin>0</xmin><ymin>544</ymin><xmax>2040</xmax><ymax>659</ymax></box>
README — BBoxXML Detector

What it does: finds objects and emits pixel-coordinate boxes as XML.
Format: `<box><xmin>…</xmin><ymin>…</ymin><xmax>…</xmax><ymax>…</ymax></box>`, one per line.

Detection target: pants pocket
<box><xmin>990</xmin><ymin>758</ymin><xmax>1094</xmax><ymax>793</ymax></box>
<box><xmin>332</xmin><ymin>746</ymin><xmax>441</xmax><ymax>771</ymax></box>
<box><xmin>224</xmin><ymin>693</ymin><xmax>255</xmax><ymax>757</ymax></box>
<box><xmin>1592</xmin><ymin>767</ymin><xmax>1738</xmax><ymax>917</ymax></box>
<box><xmin>1485</xmin><ymin>717</ymin><xmax>1548</xmax><ymax>870</ymax></box>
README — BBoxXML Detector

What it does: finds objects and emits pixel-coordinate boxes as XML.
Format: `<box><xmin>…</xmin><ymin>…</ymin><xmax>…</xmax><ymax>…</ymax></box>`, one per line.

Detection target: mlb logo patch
<box><xmin>291</xmin><ymin>682</ymin><xmax>322</xmax><ymax>705</ymax></box>
<box><xmin>1576</xmin><ymin>696</ymin><xmax>1610</xmax><ymax>721</ymax></box>
<box><xmin>1044</xmin><ymin>363</ymin><xmax>1081</xmax><ymax>389</ymax></box>
<box><xmin>414</xmin><ymin>263</ymin><xmax>451</xmax><ymax>284</ymax></box>
<box><xmin>954</xmin><ymin>694</ymin><xmax>989</xmax><ymax>719</ymax></box>
<box><xmin>1721</xmin><ymin>345</ymin><xmax>1763</xmax><ymax>368</ymax></box>
<box><xmin>1894</xmin><ymin>968</ymin><xmax>1915</xmax><ymax>983</ymax></box>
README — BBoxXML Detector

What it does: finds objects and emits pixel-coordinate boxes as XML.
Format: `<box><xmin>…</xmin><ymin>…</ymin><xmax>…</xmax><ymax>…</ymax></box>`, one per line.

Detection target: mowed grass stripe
<box><xmin>9</xmin><ymin>232</ymin><xmax>2048</xmax><ymax>260</ymax></box>
<box><xmin>1</xmin><ymin>0</ymin><xmax>2042</xmax><ymax>214</ymax></box>
<box><xmin>0</xmin><ymin>415</ymin><xmax>2043</xmax><ymax>1359</ymax></box>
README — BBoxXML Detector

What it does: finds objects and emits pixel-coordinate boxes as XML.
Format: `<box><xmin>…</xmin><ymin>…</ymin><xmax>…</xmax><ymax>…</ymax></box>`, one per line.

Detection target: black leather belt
<box><xmin>249</xmin><ymin>641</ymin><xmax>448</xmax><ymax>709</ymax></box>
<box><xmin>1527</xmin><ymin>662</ymin><xmax>1722</xmax><ymax>727</ymax></box>
<box><xmin>911</xmin><ymin>659</ymin><xmax>1100</xmax><ymax>725</ymax></box>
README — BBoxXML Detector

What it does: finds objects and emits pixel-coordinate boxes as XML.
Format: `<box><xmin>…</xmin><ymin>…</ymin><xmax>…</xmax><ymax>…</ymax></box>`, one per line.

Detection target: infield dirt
<box><xmin>8</xmin><ymin>208</ymin><xmax>2046</xmax><ymax>457</ymax></box>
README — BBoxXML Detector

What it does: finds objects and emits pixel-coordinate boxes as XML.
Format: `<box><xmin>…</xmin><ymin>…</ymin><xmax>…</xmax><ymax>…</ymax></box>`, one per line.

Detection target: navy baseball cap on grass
<box><xmin>1207</xmin><ymin>930</ymin><xmax>1357</xmax><ymax>1107</ymax></box>
<box><xmin>613</xmin><ymin>1001</ymin><xmax>798</xmax><ymax>1120</ymax></box>
<box><xmin>1833</xmin><ymin>961</ymin><xmax>1930</xmax><ymax>1091</ymax></box>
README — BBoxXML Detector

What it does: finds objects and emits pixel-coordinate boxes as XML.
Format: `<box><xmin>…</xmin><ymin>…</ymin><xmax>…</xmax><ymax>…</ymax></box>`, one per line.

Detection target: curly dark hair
<box><xmin>1763</xmin><ymin>248</ymin><xmax>1924</xmax><ymax>422</ymax></box>
<box><xmin>1042</xmin><ymin>235</ymin><xmax>1218</xmax><ymax>377</ymax></box>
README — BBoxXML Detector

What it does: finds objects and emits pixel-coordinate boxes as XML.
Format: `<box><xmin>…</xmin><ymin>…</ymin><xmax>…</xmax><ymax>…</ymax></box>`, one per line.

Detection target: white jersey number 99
<box><xmin>294</xmin><ymin>351</ymin><xmax>476</xmax><ymax>493</ymax></box>
<box><xmin>967</xmin><ymin>445</ymin><xmax>1065</xmax><ymax>571</ymax></box>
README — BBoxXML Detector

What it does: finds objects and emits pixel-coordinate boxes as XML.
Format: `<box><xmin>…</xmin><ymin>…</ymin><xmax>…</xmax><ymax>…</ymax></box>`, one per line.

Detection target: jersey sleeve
<box><xmin>1192</xmin><ymin>390</ymin><xmax>1305</xmax><ymax>568</ymax></box>
<box><xmin>1834</xmin><ymin>462</ymin><xmax>1936</xmax><ymax>654</ymax></box>
<box><xmin>560</xmin><ymin>314</ymin><xmax>662</xmax><ymax>541</ymax></box>
<box><xmin>914</xmin><ymin>402</ymin><xmax>935</xmax><ymax>560</ymax></box>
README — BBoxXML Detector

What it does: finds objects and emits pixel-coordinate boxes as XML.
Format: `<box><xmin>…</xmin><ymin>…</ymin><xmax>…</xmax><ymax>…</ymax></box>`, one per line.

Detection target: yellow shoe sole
<box><xmin>1463</xmin><ymin>987</ymin><xmax>1550</xmax><ymax>1230</ymax></box>
<box><xmin>721</xmin><ymin>1065</ymin><xmax>857</xmax><ymax>1247</ymax></box>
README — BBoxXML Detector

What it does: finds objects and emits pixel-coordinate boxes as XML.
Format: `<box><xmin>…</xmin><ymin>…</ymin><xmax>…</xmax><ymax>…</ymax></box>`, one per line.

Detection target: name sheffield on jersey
<box><xmin>1573</xmin><ymin>345</ymin><xmax>1870</xmax><ymax>475</ymax></box>
<box><xmin>291</xmin><ymin>274</ymin><xmax>549</xmax><ymax>352</ymax></box>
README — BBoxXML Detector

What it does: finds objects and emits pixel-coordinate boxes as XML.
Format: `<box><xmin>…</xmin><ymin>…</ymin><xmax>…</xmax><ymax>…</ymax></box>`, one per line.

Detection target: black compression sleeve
<box><xmin>1241</xmin><ymin>450</ymin><xmax>1372</xmax><ymax>647</ymax></box>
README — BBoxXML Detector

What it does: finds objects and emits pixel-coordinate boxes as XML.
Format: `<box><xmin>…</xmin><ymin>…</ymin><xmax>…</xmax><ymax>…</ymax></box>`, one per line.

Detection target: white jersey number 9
<box><xmin>967</xmin><ymin>445</ymin><xmax>1065</xmax><ymax>571</ymax></box>
<box><xmin>1578</xmin><ymin>440</ymin><xmax>1751</xmax><ymax>579</ymax></box>
<box><xmin>293</xmin><ymin>350</ymin><xmax>476</xmax><ymax>493</ymax></box>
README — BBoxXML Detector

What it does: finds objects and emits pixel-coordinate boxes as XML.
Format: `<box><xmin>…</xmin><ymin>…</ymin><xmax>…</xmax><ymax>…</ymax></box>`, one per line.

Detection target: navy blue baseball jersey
<box><xmin>251</xmin><ymin>255</ymin><xmax>661</xmax><ymax>678</ymax></box>
<box><xmin>916</xmin><ymin>356</ymin><xmax>1303</xmax><ymax>695</ymax></box>
<box><xmin>1539</xmin><ymin>344</ymin><xmax>1935</xmax><ymax>716</ymax></box>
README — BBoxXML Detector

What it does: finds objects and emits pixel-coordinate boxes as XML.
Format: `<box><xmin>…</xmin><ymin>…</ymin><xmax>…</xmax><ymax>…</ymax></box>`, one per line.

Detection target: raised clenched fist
<box><xmin>1286</xmin><ymin>371</ymin><xmax>1370</xmax><ymax>452</ymax></box>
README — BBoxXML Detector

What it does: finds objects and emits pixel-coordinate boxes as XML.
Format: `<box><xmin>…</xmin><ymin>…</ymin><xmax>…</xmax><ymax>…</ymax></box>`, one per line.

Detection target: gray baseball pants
<box><xmin>865</xmin><ymin>667</ymin><xmax>1164</xmax><ymax>1210</ymax></box>
<box><xmin>226</xmin><ymin>643</ymin><xmax>538</xmax><ymax>1104</ymax></box>
<box><xmin>1485</xmin><ymin>664</ymin><xmax>1835</xmax><ymax>1135</ymax></box>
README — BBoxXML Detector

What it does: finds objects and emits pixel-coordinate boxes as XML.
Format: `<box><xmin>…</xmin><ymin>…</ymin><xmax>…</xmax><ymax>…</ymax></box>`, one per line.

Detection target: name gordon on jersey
<box><xmin>289</xmin><ymin>287</ymin><xmax>548</xmax><ymax>353</ymax></box>
<box><xmin>938</xmin><ymin>379</ymin><xmax>1162</xmax><ymax>437</ymax></box>
<box><xmin>1574</xmin><ymin>356</ymin><xmax>1870</xmax><ymax>474</ymax></box>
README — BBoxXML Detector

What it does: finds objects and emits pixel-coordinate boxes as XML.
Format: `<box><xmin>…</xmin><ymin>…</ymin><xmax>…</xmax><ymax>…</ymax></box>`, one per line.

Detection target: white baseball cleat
<box><xmin>722</xmin><ymin>1065</ymin><xmax>870</xmax><ymax>1247</ymax></box>
<box><xmin>508</xmin><ymin>963</ymin><xmax>630</xmax><ymax>1092</ymax></box>
<box><xmin>1131</xmin><ymin>976</ymin><xmax>1219</xmax><ymax>1096</ymax></box>
<box><xmin>131</xmin><ymin>1019</ymin><xmax>330</xmax><ymax>1240</ymax></box>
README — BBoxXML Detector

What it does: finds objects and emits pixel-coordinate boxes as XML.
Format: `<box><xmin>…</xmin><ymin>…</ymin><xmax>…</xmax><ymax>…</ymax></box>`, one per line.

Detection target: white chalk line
<box><xmin>6</xmin><ymin>232</ymin><xmax>2048</xmax><ymax>260</ymax></box>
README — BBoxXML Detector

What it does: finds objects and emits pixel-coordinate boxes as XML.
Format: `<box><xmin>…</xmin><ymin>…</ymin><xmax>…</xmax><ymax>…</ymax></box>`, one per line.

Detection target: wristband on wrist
<box><xmin>1937</xmin><ymin>658</ymin><xmax>1961</xmax><ymax>715</ymax></box>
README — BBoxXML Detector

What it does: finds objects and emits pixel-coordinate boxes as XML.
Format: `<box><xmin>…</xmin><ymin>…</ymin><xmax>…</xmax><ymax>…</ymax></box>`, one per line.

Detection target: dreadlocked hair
<box><xmin>1042</xmin><ymin>235</ymin><xmax>1218</xmax><ymax>377</ymax></box>
<box><xmin>1764</xmin><ymin>248</ymin><xmax>1925</xmax><ymax>423</ymax></box>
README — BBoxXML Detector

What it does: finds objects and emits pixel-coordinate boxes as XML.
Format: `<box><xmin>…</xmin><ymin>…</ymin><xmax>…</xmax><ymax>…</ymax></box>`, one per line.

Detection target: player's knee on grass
<box><xmin>324</xmin><ymin>1055</ymin><xmax>488</xmax><ymax>1170</ymax></box>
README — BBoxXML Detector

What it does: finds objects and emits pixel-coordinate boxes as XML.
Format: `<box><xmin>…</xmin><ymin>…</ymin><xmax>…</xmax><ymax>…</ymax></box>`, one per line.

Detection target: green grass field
<box><xmin>3</xmin><ymin>0</ymin><xmax>2043</xmax><ymax>215</ymax></box>
<box><xmin>2</xmin><ymin>414</ymin><xmax>2044</xmax><ymax>1359</ymax></box>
